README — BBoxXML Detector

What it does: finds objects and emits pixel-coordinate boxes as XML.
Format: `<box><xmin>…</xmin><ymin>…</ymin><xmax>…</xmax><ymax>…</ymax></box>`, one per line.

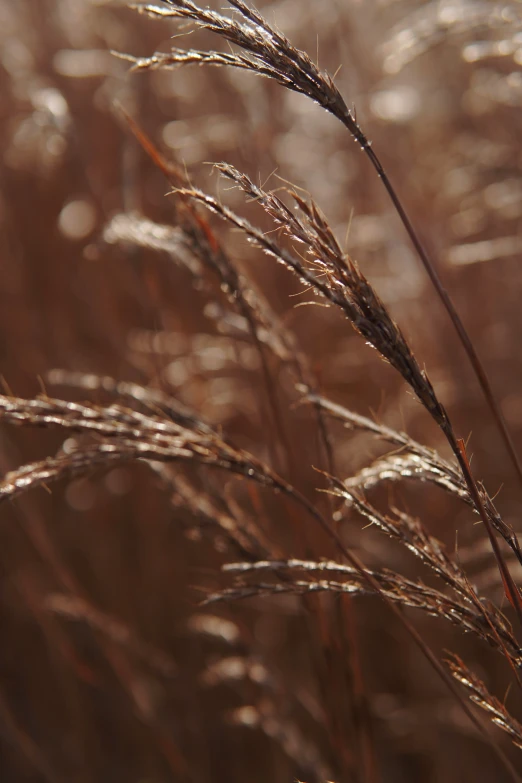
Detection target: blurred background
<box><xmin>2</xmin><ymin>0</ymin><xmax>522</xmax><ymax>780</ymax></box>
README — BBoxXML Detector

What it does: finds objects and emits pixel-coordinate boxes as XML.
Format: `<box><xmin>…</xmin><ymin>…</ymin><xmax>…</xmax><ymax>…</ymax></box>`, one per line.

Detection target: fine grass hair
<box><xmin>2</xmin><ymin>1</ymin><xmax>522</xmax><ymax>782</ymax></box>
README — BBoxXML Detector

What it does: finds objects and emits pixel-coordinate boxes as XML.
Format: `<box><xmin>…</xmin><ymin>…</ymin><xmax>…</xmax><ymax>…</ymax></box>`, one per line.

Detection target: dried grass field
<box><xmin>2</xmin><ymin>1</ymin><xmax>522</xmax><ymax>781</ymax></box>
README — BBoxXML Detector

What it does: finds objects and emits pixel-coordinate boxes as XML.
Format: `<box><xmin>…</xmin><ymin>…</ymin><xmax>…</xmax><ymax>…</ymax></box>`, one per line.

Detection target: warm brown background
<box><xmin>2</xmin><ymin>1</ymin><xmax>522</xmax><ymax>781</ymax></box>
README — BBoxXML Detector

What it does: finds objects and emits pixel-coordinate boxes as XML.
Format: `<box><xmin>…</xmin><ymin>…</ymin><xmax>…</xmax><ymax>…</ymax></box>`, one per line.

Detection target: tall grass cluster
<box><xmin>2</xmin><ymin>1</ymin><xmax>522</xmax><ymax>781</ymax></box>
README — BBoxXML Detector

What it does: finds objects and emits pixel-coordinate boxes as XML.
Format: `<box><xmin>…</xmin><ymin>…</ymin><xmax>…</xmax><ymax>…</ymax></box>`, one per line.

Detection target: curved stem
<box><xmin>274</xmin><ymin>478</ymin><xmax>522</xmax><ymax>783</ymax></box>
<box><xmin>349</xmin><ymin>124</ymin><xmax>522</xmax><ymax>491</ymax></box>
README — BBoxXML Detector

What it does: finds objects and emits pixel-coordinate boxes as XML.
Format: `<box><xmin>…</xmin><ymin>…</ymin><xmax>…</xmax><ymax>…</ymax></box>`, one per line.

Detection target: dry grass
<box><xmin>3</xmin><ymin>1</ymin><xmax>522</xmax><ymax>781</ymax></box>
